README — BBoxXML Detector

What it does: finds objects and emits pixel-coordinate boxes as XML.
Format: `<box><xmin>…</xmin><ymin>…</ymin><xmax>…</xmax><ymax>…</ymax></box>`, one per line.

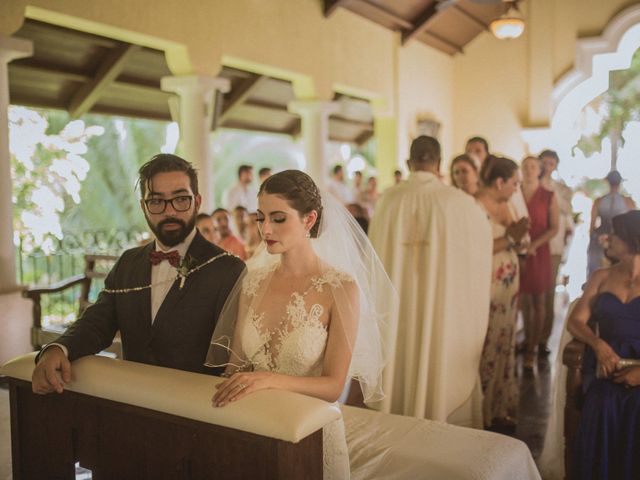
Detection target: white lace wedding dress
<box><xmin>236</xmin><ymin>262</ymin><xmax>352</xmax><ymax>480</ymax></box>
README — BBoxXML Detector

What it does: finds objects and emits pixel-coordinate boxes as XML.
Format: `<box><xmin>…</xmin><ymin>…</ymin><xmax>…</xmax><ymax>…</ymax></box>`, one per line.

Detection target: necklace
<box><xmin>103</xmin><ymin>252</ymin><xmax>232</xmax><ymax>293</ymax></box>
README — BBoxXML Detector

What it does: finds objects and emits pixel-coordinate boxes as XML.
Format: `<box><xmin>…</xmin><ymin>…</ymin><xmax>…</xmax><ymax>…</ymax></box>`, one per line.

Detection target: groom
<box><xmin>32</xmin><ymin>154</ymin><xmax>245</xmax><ymax>394</ymax></box>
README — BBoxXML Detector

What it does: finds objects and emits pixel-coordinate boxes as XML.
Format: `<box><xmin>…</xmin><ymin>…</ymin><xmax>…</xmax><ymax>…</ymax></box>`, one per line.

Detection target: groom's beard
<box><xmin>146</xmin><ymin>215</ymin><xmax>196</xmax><ymax>247</ymax></box>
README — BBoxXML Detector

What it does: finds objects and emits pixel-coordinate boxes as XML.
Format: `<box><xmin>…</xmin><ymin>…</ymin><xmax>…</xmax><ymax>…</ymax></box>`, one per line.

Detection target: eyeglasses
<box><xmin>144</xmin><ymin>195</ymin><xmax>193</xmax><ymax>214</ymax></box>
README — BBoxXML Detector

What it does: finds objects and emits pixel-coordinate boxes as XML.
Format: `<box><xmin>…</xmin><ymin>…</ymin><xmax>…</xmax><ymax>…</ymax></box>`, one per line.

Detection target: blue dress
<box><xmin>573</xmin><ymin>292</ymin><xmax>640</xmax><ymax>480</ymax></box>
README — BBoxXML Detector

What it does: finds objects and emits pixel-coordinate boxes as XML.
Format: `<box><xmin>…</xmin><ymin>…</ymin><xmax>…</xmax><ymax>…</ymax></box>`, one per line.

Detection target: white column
<box><xmin>0</xmin><ymin>36</ymin><xmax>33</xmax><ymax>292</ymax></box>
<box><xmin>161</xmin><ymin>75</ymin><xmax>230</xmax><ymax>213</ymax></box>
<box><xmin>288</xmin><ymin>100</ymin><xmax>340</xmax><ymax>190</ymax></box>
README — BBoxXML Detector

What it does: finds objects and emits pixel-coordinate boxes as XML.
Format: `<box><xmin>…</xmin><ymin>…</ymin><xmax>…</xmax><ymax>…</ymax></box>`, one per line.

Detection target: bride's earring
<box><xmin>305</xmin><ymin>231</ymin><xmax>311</xmax><ymax>238</ymax></box>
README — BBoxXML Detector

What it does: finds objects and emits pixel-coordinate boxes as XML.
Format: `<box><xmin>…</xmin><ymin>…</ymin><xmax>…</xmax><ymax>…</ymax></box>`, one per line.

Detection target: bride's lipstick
<box><xmin>265</xmin><ymin>240</ymin><xmax>277</xmax><ymax>246</ymax></box>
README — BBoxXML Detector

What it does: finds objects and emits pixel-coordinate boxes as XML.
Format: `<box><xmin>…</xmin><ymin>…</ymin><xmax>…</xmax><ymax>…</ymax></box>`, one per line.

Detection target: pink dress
<box><xmin>520</xmin><ymin>186</ymin><xmax>553</xmax><ymax>294</ymax></box>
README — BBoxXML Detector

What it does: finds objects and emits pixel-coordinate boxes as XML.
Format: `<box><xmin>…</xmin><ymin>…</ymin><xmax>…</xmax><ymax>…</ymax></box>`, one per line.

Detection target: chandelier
<box><xmin>490</xmin><ymin>1</ymin><xmax>525</xmax><ymax>40</ymax></box>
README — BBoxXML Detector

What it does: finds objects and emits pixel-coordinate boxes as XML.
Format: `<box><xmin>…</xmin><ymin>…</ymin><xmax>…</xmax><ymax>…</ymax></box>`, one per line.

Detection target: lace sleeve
<box><xmin>205</xmin><ymin>263</ymin><xmax>275</xmax><ymax>371</ymax></box>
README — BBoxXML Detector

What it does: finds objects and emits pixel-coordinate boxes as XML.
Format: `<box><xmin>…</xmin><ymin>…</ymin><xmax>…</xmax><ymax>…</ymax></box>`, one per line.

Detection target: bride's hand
<box><xmin>212</xmin><ymin>371</ymin><xmax>274</xmax><ymax>407</ymax></box>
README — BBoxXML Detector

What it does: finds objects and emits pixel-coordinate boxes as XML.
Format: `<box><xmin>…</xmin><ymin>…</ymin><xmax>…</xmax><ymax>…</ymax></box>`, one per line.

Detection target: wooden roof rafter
<box><xmin>9</xmin><ymin>19</ymin><xmax>377</xmax><ymax>145</ymax></box>
<box><xmin>323</xmin><ymin>0</ymin><xmax>510</xmax><ymax>56</ymax></box>
<box><xmin>214</xmin><ymin>74</ymin><xmax>269</xmax><ymax>127</ymax></box>
<box><xmin>68</xmin><ymin>43</ymin><xmax>140</xmax><ymax>118</ymax></box>
<box><xmin>401</xmin><ymin>1</ymin><xmax>441</xmax><ymax>45</ymax></box>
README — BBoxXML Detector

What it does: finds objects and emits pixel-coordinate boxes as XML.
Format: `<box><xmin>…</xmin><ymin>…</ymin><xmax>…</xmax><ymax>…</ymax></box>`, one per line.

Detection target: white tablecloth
<box><xmin>344</xmin><ymin>406</ymin><xmax>541</xmax><ymax>480</ymax></box>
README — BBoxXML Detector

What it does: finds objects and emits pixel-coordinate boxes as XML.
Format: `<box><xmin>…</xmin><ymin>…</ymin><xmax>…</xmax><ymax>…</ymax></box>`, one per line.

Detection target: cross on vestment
<box><xmin>402</xmin><ymin>219</ymin><xmax>429</xmax><ymax>273</ymax></box>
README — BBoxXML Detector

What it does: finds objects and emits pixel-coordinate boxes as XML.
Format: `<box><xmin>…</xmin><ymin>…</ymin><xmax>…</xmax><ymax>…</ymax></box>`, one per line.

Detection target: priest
<box><xmin>369</xmin><ymin>135</ymin><xmax>492</xmax><ymax>428</ymax></box>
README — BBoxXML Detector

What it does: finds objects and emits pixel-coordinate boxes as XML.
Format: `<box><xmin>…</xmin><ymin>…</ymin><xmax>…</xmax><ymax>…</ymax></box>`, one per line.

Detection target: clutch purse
<box><xmin>596</xmin><ymin>358</ymin><xmax>640</xmax><ymax>378</ymax></box>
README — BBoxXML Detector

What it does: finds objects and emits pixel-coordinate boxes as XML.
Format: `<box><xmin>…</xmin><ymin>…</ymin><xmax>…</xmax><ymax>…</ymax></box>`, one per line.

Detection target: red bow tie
<box><xmin>149</xmin><ymin>250</ymin><xmax>181</xmax><ymax>267</ymax></box>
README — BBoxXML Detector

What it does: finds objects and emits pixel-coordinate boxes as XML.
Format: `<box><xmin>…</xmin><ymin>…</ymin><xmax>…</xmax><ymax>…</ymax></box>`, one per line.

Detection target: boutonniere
<box><xmin>176</xmin><ymin>254</ymin><xmax>197</xmax><ymax>289</ymax></box>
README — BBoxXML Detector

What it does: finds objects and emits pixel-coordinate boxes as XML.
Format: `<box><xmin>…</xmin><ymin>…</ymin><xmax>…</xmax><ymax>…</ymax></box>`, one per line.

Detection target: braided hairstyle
<box><xmin>258</xmin><ymin>170</ymin><xmax>324</xmax><ymax>238</ymax></box>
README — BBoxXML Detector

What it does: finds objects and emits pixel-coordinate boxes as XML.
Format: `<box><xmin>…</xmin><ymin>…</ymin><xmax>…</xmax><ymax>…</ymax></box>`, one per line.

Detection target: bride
<box><xmin>205</xmin><ymin>170</ymin><xmax>396</xmax><ymax>479</ymax></box>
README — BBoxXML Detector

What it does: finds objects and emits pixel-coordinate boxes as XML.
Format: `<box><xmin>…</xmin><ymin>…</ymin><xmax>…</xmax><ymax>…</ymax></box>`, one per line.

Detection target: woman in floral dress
<box><xmin>476</xmin><ymin>156</ymin><xmax>528</xmax><ymax>428</ymax></box>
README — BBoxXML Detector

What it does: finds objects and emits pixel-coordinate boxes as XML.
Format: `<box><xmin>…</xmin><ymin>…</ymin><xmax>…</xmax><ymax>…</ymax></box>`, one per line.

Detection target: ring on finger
<box><xmin>236</xmin><ymin>383</ymin><xmax>247</xmax><ymax>390</ymax></box>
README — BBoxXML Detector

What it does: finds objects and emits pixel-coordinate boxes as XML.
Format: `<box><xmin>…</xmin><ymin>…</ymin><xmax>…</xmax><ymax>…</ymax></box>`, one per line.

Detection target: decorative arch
<box><xmin>522</xmin><ymin>4</ymin><xmax>640</xmax><ymax>159</ymax></box>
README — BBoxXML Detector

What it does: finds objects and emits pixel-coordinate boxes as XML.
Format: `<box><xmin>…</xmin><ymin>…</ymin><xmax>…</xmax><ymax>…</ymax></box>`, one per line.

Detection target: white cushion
<box><xmin>1</xmin><ymin>353</ymin><xmax>341</xmax><ymax>443</ymax></box>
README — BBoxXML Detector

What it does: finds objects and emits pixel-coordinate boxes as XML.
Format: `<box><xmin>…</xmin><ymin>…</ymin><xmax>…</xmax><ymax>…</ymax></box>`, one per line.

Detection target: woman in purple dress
<box><xmin>568</xmin><ymin>210</ymin><xmax>640</xmax><ymax>480</ymax></box>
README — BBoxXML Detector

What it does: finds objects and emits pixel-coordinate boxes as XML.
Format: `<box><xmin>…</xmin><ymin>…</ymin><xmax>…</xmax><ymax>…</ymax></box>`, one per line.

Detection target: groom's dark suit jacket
<box><xmin>48</xmin><ymin>231</ymin><xmax>245</xmax><ymax>375</ymax></box>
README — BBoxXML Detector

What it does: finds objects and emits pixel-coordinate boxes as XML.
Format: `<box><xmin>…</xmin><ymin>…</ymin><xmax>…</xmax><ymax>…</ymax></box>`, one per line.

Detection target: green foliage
<box><xmin>574</xmin><ymin>47</ymin><xmax>640</xmax><ymax>157</ymax></box>
<box><xmin>61</xmin><ymin>113</ymin><xmax>169</xmax><ymax>233</ymax></box>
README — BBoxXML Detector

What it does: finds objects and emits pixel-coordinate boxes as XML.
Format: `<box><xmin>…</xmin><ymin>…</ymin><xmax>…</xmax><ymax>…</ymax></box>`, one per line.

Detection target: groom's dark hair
<box><xmin>138</xmin><ymin>154</ymin><xmax>199</xmax><ymax>197</ymax></box>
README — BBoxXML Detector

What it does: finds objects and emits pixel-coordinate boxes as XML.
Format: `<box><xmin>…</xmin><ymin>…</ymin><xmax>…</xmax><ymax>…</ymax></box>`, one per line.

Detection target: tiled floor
<box><xmin>514</xmin><ymin>290</ymin><xmax>569</xmax><ymax>461</ymax></box>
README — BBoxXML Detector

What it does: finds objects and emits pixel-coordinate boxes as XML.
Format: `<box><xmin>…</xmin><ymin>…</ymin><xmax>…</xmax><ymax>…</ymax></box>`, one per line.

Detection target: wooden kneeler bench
<box><xmin>562</xmin><ymin>338</ymin><xmax>586</xmax><ymax>480</ymax></box>
<box><xmin>1</xmin><ymin>353</ymin><xmax>341</xmax><ymax>479</ymax></box>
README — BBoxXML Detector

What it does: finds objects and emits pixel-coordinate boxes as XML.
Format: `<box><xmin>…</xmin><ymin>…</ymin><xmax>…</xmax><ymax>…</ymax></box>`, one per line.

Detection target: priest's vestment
<box><xmin>369</xmin><ymin>171</ymin><xmax>492</xmax><ymax>426</ymax></box>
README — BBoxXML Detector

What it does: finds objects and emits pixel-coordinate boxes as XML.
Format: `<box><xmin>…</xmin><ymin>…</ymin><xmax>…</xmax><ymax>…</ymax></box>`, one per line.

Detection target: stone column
<box><xmin>161</xmin><ymin>75</ymin><xmax>230</xmax><ymax>213</ymax></box>
<box><xmin>0</xmin><ymin>36</ymin><xmax>33</xmax><ymax>291</ymax></box>
<box><xmin>288</xmin><ymin>100</ymin><xmax>340</xmax><ymax>190</ymax></box>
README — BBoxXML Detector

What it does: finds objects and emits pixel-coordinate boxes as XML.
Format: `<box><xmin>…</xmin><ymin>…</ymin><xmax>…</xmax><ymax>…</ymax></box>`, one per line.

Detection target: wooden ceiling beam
<box><xmin>9</xmin><ymin>93</ymin><xmax>171</xmax><ymax>122</ymax></box>
<box><xmin>88</xmin><ymin>105</ymin><xmax>170</xmax><ymax>122</ymax></box>
<box><xmin>354</xmin><ymin>129</ymin><xmax>374</xmax><ymax>145</ymax></box>
<box><xmin>330</xmin><ymin>114</ymin><xmax>373</xmax><ymax>129</ymax></box>
<box><xmin>11</xmin><ymin>62</ymin><xmax>165</xmax><ymax>95</ymax></box>
<box><xmin>289</xmin><ymin>117</ymin><xmax>302</xmax><ymax>137</ymax></box>
<box><xmin>68</xmin><ymin>43</ymin><xmax>140</xmax><ymax>118</ymax></box>
<box><xmin>352</xmin><ymin>0</ymin><xmax>414</xmax><ymax>30</ymax></box>
<box><xmin>324</xmin><ymin>0</ymin><xmax>351</xmax><ymax>17</ymax></box>
<box><xmin>402</xmin><ymin>2</ymin><xmax>440</xmax><ymax>45</ymax></box>
<box><xmin>242</xmin><ymin>99</ymin><xmax>290</xmax><ymax>113</ymax></box>
<box><xmin>8</xmin><ymin>96</ymin><xmax>67</xmax><ymax>111</ymax></box>
<box><xmin>221</xmin><ymin>121</ymin><xmax>291</xmax><ymax>137</ymax></box>
<box><xmin>453</xmin><ymin>5</ymin><xmax>489</xmax><ymax>31</ymax></box>
<box><xmin>422</xmin><ymin>30</ymin><xmax>463</xmax><ymax>55</ymax></box>
<box><xmin>10</xmin><ymin>63</ymin><xmax>90</xmax><ymax>83</ymax></box>
<box><xmin>216</xmin><ymin>75</ymin><xmax>269</xmax><ymax>126</ymax></box>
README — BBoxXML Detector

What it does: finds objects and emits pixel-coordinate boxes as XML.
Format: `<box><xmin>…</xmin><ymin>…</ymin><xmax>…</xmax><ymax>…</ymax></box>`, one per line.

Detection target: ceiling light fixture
<box><xmin>490</xmin><ymin>1</ymin><xmax>525</xmax><ymax>40</ymax></box>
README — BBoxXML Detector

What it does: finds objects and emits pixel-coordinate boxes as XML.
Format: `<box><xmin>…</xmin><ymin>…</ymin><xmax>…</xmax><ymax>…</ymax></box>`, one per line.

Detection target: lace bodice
<box><xmin>238</xmin><ymin>263</ymin><xmax>354</xmax><ymax>377</ymax></box>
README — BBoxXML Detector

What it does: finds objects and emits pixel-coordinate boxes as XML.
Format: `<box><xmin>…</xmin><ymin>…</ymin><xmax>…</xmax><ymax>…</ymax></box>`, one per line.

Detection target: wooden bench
<box><xmin>22</xmin><ymin>254</ymin><xmax>119</xmax><ymax>353</ymax></box>
<box><xmin>1</xmin><ymin>353</ymin><xmax>338</xmax><ymax>479</ymax></box>
<box><xmin>562</xmin><ymin>337</ymin><xmax>586</xmax><ymax>479</ymax></box>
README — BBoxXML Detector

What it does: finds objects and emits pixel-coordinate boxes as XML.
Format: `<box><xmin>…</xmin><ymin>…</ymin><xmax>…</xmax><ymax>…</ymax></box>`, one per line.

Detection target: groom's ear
<box><xmin>194</xmin><ymin>194</ymin><xmax>202</xmax><ymax>213</ymax></box>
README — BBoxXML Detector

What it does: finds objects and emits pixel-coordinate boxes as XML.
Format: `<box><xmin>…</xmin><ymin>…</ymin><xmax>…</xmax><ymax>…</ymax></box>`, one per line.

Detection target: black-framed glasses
<box><xmin>144</xmin><ymin>195</ymin><xmax>193</xmax><ymax>214</ymax></box>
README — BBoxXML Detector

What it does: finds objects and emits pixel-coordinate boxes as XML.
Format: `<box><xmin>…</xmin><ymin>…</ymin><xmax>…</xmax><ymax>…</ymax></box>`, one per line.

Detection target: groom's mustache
<box><xmin>158</xmin><ymin>219</ymin><xmax>187</xmax><ymax>229</ymax></box>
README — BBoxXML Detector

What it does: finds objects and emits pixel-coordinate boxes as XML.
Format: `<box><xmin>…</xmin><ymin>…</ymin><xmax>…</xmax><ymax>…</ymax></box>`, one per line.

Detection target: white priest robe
<box><xmin>369</xmin><ymin>171</ymin><xmax>492</xmax><ymax>427</ymax></box>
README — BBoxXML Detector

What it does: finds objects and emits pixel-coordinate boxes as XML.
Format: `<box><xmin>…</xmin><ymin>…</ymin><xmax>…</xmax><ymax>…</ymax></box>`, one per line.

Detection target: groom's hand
<box><xmin>32</xmin><ymin>346</ymin><xmax>71</xmax><ymax>395</ymax></box>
